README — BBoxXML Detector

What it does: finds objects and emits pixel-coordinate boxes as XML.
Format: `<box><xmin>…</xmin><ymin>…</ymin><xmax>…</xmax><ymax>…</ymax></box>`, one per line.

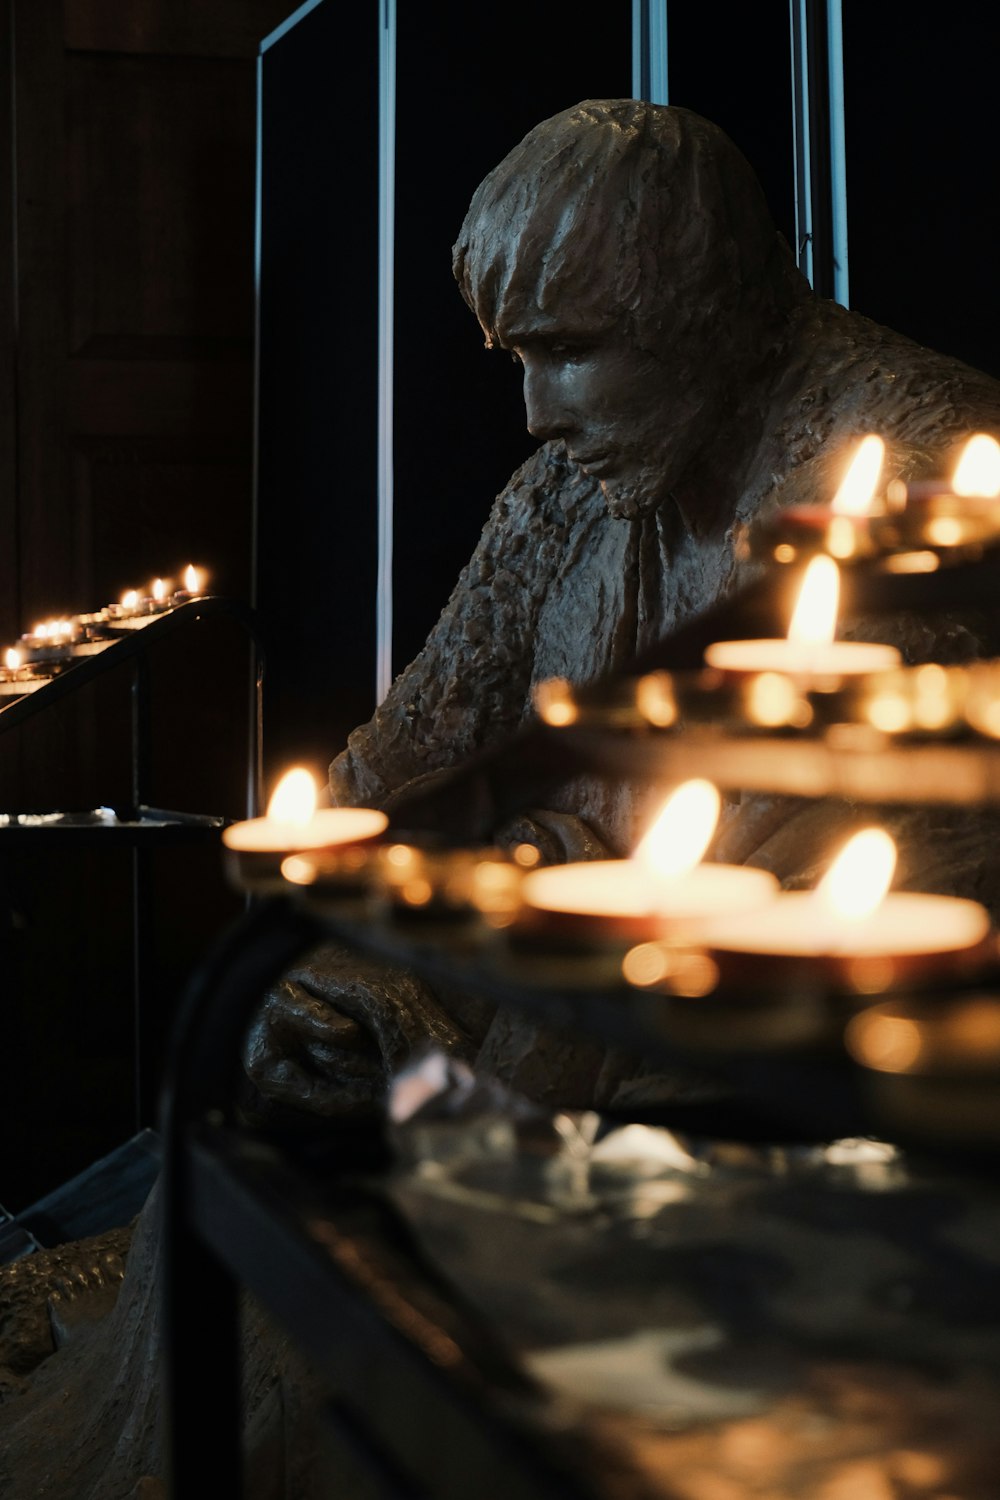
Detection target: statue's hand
<box><xmin>243</xmin><ymin>976</ymin><xmax>387</xmax><ymax>1119</ymax></box>
<box><xmin>242</xmin><ymin>944</ymin><xmax>482</xmax><ymax>1121</ymax></box>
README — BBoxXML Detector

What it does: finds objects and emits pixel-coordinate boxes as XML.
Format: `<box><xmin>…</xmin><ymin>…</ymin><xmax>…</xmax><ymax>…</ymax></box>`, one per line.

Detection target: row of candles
<box><xmin>759</xmin><ymin>428</ymin><xmax>1000</xmax><ymax>565</ymax></box>
<box><xmin>223</xmin><ymin>768</ymin><xmax>991</xmax><ymax>988</ymax></box>
<box><xmin>0</xmin><ymin>565</ymin><xmax>209</xmax><ymax>687</ymax></box>
<box><xmin>223</xmin><ymin>766</ymin><xmax>1000</xmax><ymax>1138</ymax></box>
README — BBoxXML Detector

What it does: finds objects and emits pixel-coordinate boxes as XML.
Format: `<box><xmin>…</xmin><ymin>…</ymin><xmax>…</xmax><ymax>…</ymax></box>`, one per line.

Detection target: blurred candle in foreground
<box><xmin>518</xmin><ymin>779</ymin><xmax>777</xmax><ymax>945</ymax></box>
<box><xmin>705</xmin><ymin>556</ymin><xmax>901</xmax><ymax>679</ymax></box>
<box><xmin>222</xmin><ymin>766</ymin><xmax>387</xmax><ymax>893</ymax></box>
<box><xmin>831</xmin><ymin>434</ymin><xmax>885</xmax><ymax>516</ymax></box>
<box><xmin>951</xmin><ymin>433</ymin><xmax>1000</xmax><ymax>497</ymax></box>
<box><xmin>698</xmin><ymin>827</ymin><xmax>991</xmax><ymax>990</ymax></box>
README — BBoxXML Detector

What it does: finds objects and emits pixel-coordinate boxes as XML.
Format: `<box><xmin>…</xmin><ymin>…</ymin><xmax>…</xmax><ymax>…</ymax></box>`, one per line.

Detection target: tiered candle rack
<box><xmin>160</xmin><ymin>529</ymin><xmax>1000</xmax><ymax>1496</ymax></box>
<box><xmin>0</xmin><ymin>596</ymin><xmax>264</xmax><ymax>1124</ymax></box>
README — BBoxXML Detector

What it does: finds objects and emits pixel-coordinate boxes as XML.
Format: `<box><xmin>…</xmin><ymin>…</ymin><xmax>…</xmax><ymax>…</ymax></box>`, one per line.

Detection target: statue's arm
<box><xmin>329</xmin><ymin>444</ymin><xmax>572</xmax><ymax>811</ymax></box>
<box><xmin>247</xmin><ymin>447</ymin><xmax>594</xmax><ymax>1120</ymax></box>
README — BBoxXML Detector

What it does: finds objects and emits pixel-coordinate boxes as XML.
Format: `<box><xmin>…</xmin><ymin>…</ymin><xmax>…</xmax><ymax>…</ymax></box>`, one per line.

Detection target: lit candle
<box><xmin>222</xmin><ymin>766</ymin><xmax>387</xmax><ymax>891</ymax></box>
<box><xmin>699</xmin><ymin>828</ymin><xmax>991</xmax><ymax>992</ymax></box>
<box><xmin>754</xmin><ymin>434</ymin><xmax>887</xmax><ymax>563</ymax></box>
<box><xmin>0</xmin><ymin>645</ymin><xmax>51</xmax><ymax>696</ymax></box>
<box><xmin>705</xmin><ymin>556</ymin><xmax>901</xmax><ymax>680</ymax></box>
<box><xmin>884</xmin><ymin>433</ymin><xmax>1000</xmax><ymax>551</ymax></box>
<box><xmin>173</xmin><ymin>564</ymin><xmax>209</xmax><ymax>602</ymax></box>
<box><xmin>516</xmin><ymin>780</ymin><xmax>777</xmax><ymax>948</ymax></box>
<box><xmin>18</xmin><ymin>618</ymin><xmax>83</xmax><ymax>661</ymax></box>
<box><xmin>106</xmin><ymin>581</ymin><xmax>171</xmax><ymax>629</ymax></box>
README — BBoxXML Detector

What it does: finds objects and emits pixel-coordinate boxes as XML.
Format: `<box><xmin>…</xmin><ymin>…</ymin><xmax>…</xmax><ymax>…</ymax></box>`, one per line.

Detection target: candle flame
<box><xmin>952</xmin><ymin>433</ymin><xmax>1000</xmax><ymax>497</ymax></box>
<box><xmin>832</xmin><ymin>434</ymin><xmax>884</xmax><ymax>516</ymax></box>
<box><xmin>787</xmin><ymin>555</ymin><xmax>840</xmax><ymax>646</ymax></box>
<box><xmin>816</xmin><ymin>828</ymin><xmax>897</xmax><ymax>922</ymax></box>
<box><xmin>121</xmin><ymin>589</ymin><xmax>139</xmax><ymax>611</ymax></box>
<box><xmin>183</xmin><ymin>563</ymin><xmax>207</xmax><ymax>594</ymax></box>
<box><xmin>4</xmin><ymin>647</ymin><xmax>21</xmax><ymax>670</ymax></box>
<box><xmin>634</xmin><ymin>779</ymin><xmax>721</xmax><ymax>880</ymax></box>
<box><xmin>33</xmin><ymin>622</ymin><xmax>50</xmax><ymax>641</ymax></box>
<box><xmin>266</xmin><ymin>767</ymin><xmax>317</xmax><ymax>826</ymax></box>
<box><xmin>151</xmin><ymin>578</ymin><xmax>168</xmax><ymax>603</ymax></box>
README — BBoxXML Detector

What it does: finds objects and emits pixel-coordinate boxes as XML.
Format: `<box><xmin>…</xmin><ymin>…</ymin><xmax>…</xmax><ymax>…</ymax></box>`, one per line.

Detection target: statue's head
<box><xmin>454</xmin><ymin>100</ymin><xmax>807</xmax><ymax>519</ymax></box>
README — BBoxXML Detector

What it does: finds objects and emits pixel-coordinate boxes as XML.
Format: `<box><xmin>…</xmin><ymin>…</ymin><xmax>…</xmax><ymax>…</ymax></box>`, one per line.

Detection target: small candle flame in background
<box><xmin>266</xmin><ymin>767</ymin><xmax>318</xmax><ymax>826</ymax></box>
<box><xmin>831</xmin><ymin>434</ymin><xmax>884</xmax><ymax>516</ymax></box>
<box><xmin>952</xmin><ymin>432</ymin><xmax>1000</xmax><ymax>497</ymax></box>
<box><xmin>816</xmin><ymin>827</ymin><xmax>897</xmax><ymax>922</ymax></box>
<box><xmin>634</xmin><ymin>778</ymin><xmax>721</xmax><ymax>880</ymax></box>
<box><xmin>4</xmin><ymin>647</ymin><xmax>21</xmax><ymax>670</ymax></box>
<box><xmin>151</xmin><ymin>578</ymin><xmax>168</xmax><ymax>603</ymax></box>
<box><xmin>183</xmin><ymin>563</ymin><xmax>207</xmax><ymax>594</ymax></box>
<box><xmin>787</xmin><ymin>555</ymin><xmax>840</xmax><ymax>647</ymax></box>
<box><xmin>121</xmin><ymin>589</ymin><xmax>139</xmax><ymax>611</ymax></box>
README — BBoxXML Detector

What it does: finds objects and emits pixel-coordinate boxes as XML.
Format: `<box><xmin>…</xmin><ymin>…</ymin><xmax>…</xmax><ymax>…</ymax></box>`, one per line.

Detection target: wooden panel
<box><xmin>67</xmin><ymin>53</ymin><xmax>256</xmax><ymax>350</ymax></box>
<box><xmin>64</xmin><ymin>0</ymin><xmax>295</xmax><ymax>60</ymax></box>
<box><xmin>14</xmin><ymin>0</ymin><xmax>72</xmax><ymax>622</ymax></box>
<box><xmin>0</xmin><ymin>0</ymin><xmax>16</xmax><ymax>644</ymax></box>
<box><xmin>75</xmin><ymin>439</ymin><xmax>252</xmax><ymax>605</ymax></box>
<box><xmin>68</xmin><ymin>358</ymin><xmax>251</xmax><ymax>437</ymax></box>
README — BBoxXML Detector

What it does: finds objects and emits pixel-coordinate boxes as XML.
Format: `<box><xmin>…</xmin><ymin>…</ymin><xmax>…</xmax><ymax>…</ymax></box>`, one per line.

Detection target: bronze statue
<box><xmin>245</xmin><ymin>99</ymin><xmax>1000</xmax><ymax>1122</ymax></box>
<box><xmin>6</xmin><ymin>98</ymin><xmax>1000</xmax><ymax>1498</ymax></box>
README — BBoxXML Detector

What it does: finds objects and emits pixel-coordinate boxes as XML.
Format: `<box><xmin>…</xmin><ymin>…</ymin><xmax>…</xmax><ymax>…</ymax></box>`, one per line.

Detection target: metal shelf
<box><xmin>0</xmin><ymin>596</ymin><xmax>263</xmax><ymax>1129</ymax></box>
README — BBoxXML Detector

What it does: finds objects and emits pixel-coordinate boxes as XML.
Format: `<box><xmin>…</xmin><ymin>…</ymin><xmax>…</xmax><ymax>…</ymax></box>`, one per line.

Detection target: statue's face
<box><xmin>497</xmin><ymin>306</ymin><xmax>697</xmax><ymax>520</ymax></box>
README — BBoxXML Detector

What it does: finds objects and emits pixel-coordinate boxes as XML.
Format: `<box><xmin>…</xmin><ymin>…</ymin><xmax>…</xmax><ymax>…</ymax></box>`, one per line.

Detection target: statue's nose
<box><xmin>523</xmin><ymin>365</ymin><xmax>574</xmax><ymax>441</ymax></box>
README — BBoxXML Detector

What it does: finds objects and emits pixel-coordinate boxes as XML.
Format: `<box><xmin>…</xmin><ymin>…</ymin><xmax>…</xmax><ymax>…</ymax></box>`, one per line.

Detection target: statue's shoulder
<box><xmin>816</xmin><ymin>303</ymin><xmax>1000</xmax><ymax>440</ymax></box>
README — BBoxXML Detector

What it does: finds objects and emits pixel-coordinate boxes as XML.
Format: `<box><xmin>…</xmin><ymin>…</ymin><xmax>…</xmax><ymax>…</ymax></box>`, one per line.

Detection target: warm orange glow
<box><xmin>151</xmin><ymin>578</ymin><xmax>168</xmax><ymax>603</ymax></box>
<box><xmin>533</xmin><ymin>677</ymin><xmax>578</xmax><ymax>727</ymax></box>
<box><xmin>183</xmin><ymin>564</ymin><xmax>207</xmax><ymax>594</ymax></box>
<box><xmin>4</xmin><ymin>648</ymin><xmax>21</xmax><ymax>670</ymax></box>
<box><xmin>816</xmin><ymin>828</ymin><xmax>897</xmax><ymax>921</ymax></box>
<box><xmin>787</xmin><ymin>555</ymin><xmax>839</xmax><ymax>646</ymax></box>
<box><xmin>266</xmin><ymin>767</ymin><xmax>318</xmax><ymax>826</ymax></box>
<box><xmin>847</xmin><ymin>1012</ymin><xmax>923</xmax><ymax>1073</ymax></box>
<box><xmin>121</xmin><ymin>589</ymin><xmax>139</xmax><ymax>611</ymax></box>
<box><xmin>634</xmin><ymin>779</ymin><xmax>721</xmax><ymax>880</ymax></box>
<box><xmin>952</xmin><ymin>433</ymin><xmax>1000</xmax><ymax>497</ymax></box>
<box><xmin>831</xmin><ymin>434</ymin><xmax>884</xmax><ymax>515</ymax></box>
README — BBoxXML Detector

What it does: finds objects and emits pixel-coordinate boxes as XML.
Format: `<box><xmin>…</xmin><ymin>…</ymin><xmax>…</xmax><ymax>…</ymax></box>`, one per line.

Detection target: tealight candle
<box><xmin>700</xmin><ymin>828</ymin><xmax>991</xmax><ymax>992</ymax></box>
<box><xmin>105</xmin><ymin>588</ymin><xmax>155</xmax><ymax>629</ymax></box>
<box><xmin>753</xmin><ymin>434</ymin><xmax>889</xmax><ymax>564</ymax></box>
<box><xmin>0</xmin><ymin>646</ymin><xmax>50</xmax><ymax>697</ymax></box>
<box><xmin>222</xmin><ymin>767</ymin><xmax>387</xmax><ymax>892</ymax></box>
<box><xmin>516</xmin><ymin>780</ymin><xmax>777</xmax><ymax>949</ymax></box>
<box><xmin>880</xmin><ymin>433</ymin><xmax>1000</xmax><ymax>551</ymax></box>
<box><xmin>18</xmin><ymin>618</ymin><xmax>84</xmax><ymax>662</ymax></box>
<box><xmin>172</xmin><ymin>564</ymin><xmax>209</xmax><ymax>603</ymax></box>
<box><xmin>705</xmin><ymin>555</ymin><xmax>901</xmax><ymax>679</ymax></box>
<box><xmin>770</xmin><ymin>433</ymin><xmax>890</xmax><ymax>561</ymax></box>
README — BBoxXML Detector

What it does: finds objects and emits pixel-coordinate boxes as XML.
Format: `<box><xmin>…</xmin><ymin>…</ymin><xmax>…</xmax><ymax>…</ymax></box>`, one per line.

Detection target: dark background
<box><xmin>2</xmin><ymin>0</ymin><xmax>999</xmax><ymax>1205</ymax></box>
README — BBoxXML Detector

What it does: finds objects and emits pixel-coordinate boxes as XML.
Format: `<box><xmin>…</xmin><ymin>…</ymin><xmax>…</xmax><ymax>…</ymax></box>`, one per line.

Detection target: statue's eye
<box><xmin>551</xmin><ymin>343</ymin><xmax>588</xmax><ymax>363</ymax></box>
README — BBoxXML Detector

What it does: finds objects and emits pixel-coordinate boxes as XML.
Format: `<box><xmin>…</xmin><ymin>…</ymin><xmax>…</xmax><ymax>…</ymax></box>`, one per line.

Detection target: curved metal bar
<box><xmin>160</xmin><ymin>896</ymin><xmax>326</xmax><ymax>1498</ymax></box>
